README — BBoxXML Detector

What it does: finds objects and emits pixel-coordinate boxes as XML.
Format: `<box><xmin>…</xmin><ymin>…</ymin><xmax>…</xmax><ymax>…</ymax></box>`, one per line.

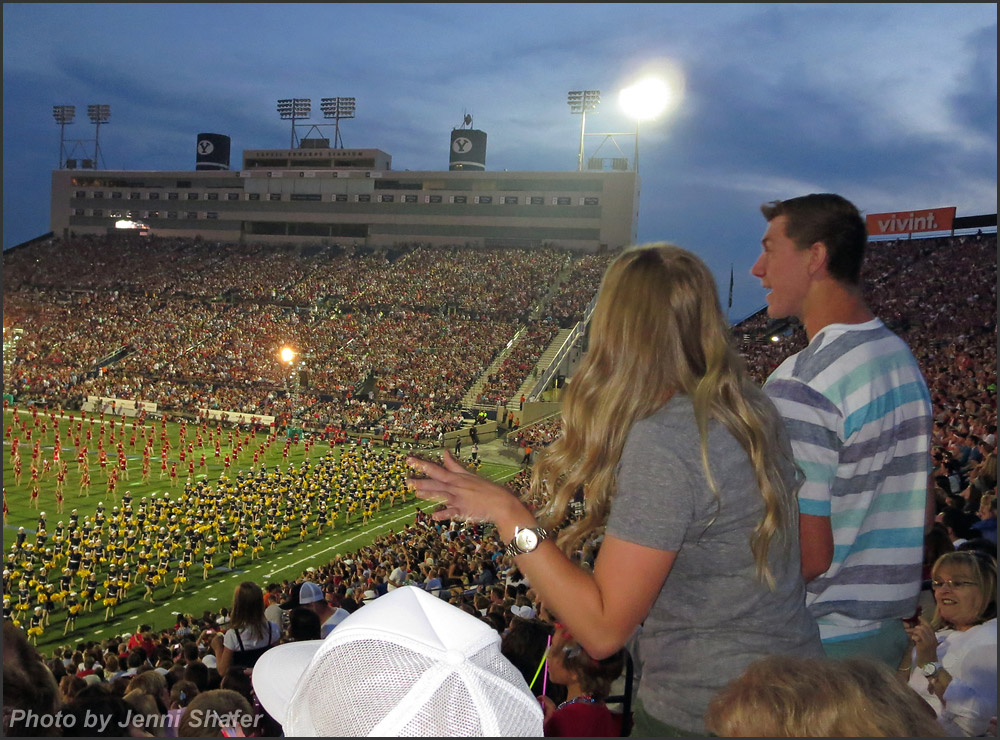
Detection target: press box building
<box><xmin>49</xmin><ymin>131</ymin><xmax>639</xmax><ymax>253</ymax></box>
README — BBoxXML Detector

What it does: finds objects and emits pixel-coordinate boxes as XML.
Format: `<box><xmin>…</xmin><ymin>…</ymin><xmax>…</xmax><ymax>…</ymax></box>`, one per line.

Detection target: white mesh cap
<box><xmin>252</xmin><ymin>586</ymin><xmax>543</xmax><ymax>737</ymax></box>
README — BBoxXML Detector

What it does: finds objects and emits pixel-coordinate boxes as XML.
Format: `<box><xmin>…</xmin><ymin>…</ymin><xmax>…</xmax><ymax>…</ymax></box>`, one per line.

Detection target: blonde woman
<box><xmin>409</xmin><ymin>245</ymin><xmax>822</xmax><ymax>735</ymax></box>
<box><xmin>901</xmin><ymin>550</ymin><xmax>997</xmax><ymax>736</ymax></box>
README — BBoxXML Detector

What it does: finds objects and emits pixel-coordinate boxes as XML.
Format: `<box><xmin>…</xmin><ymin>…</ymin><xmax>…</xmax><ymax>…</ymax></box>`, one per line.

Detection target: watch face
<box><xmin>516</xmin><ymin>529</ymin><xmax>538</xmax><ymax>551</ymax></box>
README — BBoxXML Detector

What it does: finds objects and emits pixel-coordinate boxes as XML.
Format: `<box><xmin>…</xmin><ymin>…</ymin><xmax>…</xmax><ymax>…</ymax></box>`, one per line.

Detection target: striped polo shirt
<box><xmin>764</xmin><ymin>318</ymin><xmax>932</xmax><ymax>643</ymax></box>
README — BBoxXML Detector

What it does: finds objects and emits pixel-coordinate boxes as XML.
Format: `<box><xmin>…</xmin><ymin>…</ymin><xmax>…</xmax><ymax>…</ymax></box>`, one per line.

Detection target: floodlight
<box><xmin>87</xmin><ymin>104</ymin><xmax>111</xmax><ymax>123</ymax></box>
<box><xmin>619</xmin><ymin>77</ymin><xmax>671</xmax><ymax>175</ymax></box>
<box><xmin>320</xmin><ymin>97</ymin><xmax>356</xmax><ymax>148</ymax></box>
<box><xmin>567</xmin><ymin>90</ymin><xmax>601</xmax><ymax>114</ymax></box>
<box><xmin>53</xmin><ymin>105</ymin><xmax>76</xmax><ymax>168</ymax></box>
<box><xmin>52</xmin><ymin>105</ymin><xmax>76</xmax><ymax>124</ymax></box>
<box><xmin>277</xmin><ymin>98</ymin><xmax>312</xmax><ymax>147</ymax></box>
<box><xmin>619</xmin><ymin>78</ymin><xmax>670</xmax><ymax>121</ymax></box>
<box><xmin>276</xmin><ymin>98</ymin><xmax>311</xmax><ymax>118</ymax></box>
<box><xmin>85</xmin><ymin>104</ymin><xmax>110</xmax><ymax>169</ymax></box>
<box><xmin>567</xmin><ymin>90</ymin><xmax>601</xmax><ymax>171</ymax></box>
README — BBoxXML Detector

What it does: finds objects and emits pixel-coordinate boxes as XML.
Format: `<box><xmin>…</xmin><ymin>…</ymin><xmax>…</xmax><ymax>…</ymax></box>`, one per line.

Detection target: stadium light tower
<box><xmin>567</xmin><ymin>90</ymin><xmax>601</xmax><ymax>171</ymax></box>
<box><xmin>277</xmin><ymin>98</ymin><xmax>311</xmax><ymax>148</ymax></box>
<box><xmin>320</xmin><ymin>97</ymin><xmax>356</xmax><ymax>149</ymax></box>
<box><xmin>52</xmin><ymin>105</ymin><xmax>76</xmax><ymax>169</ymax></box>
<box><xmin>619</xmin><ymin>77</ymin><xmax>671</xmax><ymax>175</ymax></box>
<box><xmin>87</xmin><ymin>104</ymin><xmax>110</xmax><ymax>169</ymax></box>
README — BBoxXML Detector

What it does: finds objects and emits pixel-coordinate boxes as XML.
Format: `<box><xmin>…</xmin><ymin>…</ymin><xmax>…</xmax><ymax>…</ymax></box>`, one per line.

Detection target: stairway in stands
<box><xmin>510</xmin><ymin>327</ymin><xmax>572</xmax><ymax>402</ymax></box>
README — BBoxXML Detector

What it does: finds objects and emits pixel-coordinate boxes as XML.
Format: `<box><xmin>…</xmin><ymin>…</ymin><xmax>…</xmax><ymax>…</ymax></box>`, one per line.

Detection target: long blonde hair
<box><xmin>531</xmin><ymin>244</ymin><xmax>797</xmax><ymax>587</ymax></box>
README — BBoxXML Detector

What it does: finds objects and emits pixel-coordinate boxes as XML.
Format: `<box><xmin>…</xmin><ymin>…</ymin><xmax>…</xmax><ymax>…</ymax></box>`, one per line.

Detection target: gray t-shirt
<box><xmin>605</xmin><ymin>394</ymin><xmax>822</xmax><ymax>733</ymax></box>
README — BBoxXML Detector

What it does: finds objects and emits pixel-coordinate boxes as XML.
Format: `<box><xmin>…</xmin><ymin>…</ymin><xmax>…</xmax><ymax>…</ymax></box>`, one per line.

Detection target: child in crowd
<box><xmin>539</xmin><ymin>625</ymin><xmax>626</xmax><ymax>737</ymax></box>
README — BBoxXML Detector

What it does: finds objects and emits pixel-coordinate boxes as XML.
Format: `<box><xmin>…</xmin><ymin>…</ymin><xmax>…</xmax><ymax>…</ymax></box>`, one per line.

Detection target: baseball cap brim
<box><xmin>252</xmin><ymin>639</ymin><xmax>324</xmax><ymax>727</ymax></box>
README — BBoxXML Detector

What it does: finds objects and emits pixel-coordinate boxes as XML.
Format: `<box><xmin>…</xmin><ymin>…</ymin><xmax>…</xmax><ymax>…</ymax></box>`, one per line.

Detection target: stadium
<box><xmin>3</xmin><ymin>102</ymin><xmax>997</xmax><ymax>735</ymax></box>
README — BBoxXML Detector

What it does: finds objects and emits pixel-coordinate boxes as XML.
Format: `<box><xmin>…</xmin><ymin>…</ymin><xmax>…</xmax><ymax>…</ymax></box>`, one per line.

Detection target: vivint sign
<box><xmin>866</xmin><ymin>207</ymin><xmax>956</xmax><ymax>236</ymax></box>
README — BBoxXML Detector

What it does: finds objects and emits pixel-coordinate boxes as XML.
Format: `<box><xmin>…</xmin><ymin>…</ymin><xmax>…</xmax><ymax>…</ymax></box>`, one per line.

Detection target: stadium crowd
<box><xmin>3</xmin><ymin>228</ymin><xmax>997</xmax><ymax>736</ymax></box>
<box><xmin>3</xmin><ymin>237</ymin><xmax>612</xmax><ymax>438</ymax></box>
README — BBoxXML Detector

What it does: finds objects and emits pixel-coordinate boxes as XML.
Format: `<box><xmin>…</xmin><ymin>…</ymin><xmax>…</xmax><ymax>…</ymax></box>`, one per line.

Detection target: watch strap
<box><xmin>505</xmin><ymin>526</ymin><xmax>549</xmax><ymax>557</ymax></box>
<box><xmin>921</xmin><ymin>661</ymin><xmax>941</xmax><ymax>677</ymax></box>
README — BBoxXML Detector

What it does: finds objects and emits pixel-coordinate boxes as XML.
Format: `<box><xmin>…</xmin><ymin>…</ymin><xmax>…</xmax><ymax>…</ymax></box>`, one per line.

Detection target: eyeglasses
<box><xmin>930</xmin><ymin>579</ymin><xmax>977</xmax><ymax>590</ymax></box>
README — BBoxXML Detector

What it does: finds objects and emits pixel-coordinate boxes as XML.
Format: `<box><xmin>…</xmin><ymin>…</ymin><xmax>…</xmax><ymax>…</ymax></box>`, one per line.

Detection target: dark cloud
<box><xmin>948</xmin><ymin>23</ymin><xmax>998</xmax><ymax>140</ymax></box>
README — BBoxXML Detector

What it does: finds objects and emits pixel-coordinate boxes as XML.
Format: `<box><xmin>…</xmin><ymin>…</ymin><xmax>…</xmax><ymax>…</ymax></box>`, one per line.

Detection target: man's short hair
<box><xmin>127</xmin><ymin>649</ymin><xmax>147</xmax><ymax>668</ymax></box>
<box><xmin>761</xmin><ymin>193</ymin><xmax>867</xmax><ymax>285</ymax></box>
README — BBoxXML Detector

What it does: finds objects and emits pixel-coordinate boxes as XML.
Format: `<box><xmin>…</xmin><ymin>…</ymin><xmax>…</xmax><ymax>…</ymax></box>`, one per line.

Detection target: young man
<box><xmin>280</xmin><ymin>580</ymin><xmax>349</xmax><ymax>638</ymax></box>
<box><xmin>752</xmin><ymin>193</ymin><xmax>932</xmax><ymax>667</ymax></box>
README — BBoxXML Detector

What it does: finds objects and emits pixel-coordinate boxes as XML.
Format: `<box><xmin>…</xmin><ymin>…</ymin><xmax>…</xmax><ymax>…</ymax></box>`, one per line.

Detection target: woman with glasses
<box><xmin>408</xmin><ymin>245</ymin><xmax>823</xmax><ymax>735</ymax></box>
<box><xmin>900</xmin><ymin>550</ymin><xmax>997</xmax><ymax>736</ymax></box>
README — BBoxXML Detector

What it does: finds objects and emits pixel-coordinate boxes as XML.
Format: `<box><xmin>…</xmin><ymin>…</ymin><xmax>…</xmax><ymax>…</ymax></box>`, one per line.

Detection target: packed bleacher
<box><xmin>3</xmin><ymin>237</ymin><xmax>612</xmax><ymax>438</ymax></box>
<box><xmin>3</xmin><ymin>229</ymin><xmax>997</xmax><ymax>736</ymax></box>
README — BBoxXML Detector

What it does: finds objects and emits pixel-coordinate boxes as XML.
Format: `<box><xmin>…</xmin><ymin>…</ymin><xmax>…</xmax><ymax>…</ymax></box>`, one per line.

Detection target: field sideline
<box><xmin>2</xmin><ymin>408</ymin><xmax>520</xmax><ymax>650</ymax></box>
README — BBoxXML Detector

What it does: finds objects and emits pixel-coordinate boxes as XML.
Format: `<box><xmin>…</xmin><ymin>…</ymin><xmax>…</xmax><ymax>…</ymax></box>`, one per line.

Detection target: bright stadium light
<box><xmin>53</xmin><ymin>105</ymin><xmax>76</xmax><ymax>168</ymax></box>
<box><xmin>280</xmin><ymin>347</ymin><xmax>296</xmax><ymax>364</ymax></box>
<box><xmin>568</xmin><ymin>90</ymin><xmax>601</xmax><ymax>171</ymax></box>
<box><xmin>321</xmin><ymin>97</ymin><xmax>356</xmax><ymax>149</ymax></box>
<box><xmin>619</xmin><ymin>77</ymin><xmax>671</xmax><ymax>175</ymax></box>
<box><xmin>619</xmin><ymin>77</ymin><xmax>671</xmax><ymax>121</ymax></box>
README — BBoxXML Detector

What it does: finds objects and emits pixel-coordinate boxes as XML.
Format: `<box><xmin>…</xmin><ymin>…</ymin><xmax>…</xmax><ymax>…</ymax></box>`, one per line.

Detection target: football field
<box><xmin>2</xmin><ymin>408</ymin><xmax>520</xmax><ymax>651</ymax></box>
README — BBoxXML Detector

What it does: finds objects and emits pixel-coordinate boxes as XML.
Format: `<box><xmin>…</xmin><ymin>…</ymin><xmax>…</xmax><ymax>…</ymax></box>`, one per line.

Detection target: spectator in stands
<box><xmin>123</xmin><ymin>689</ymin><xmax>166</xmax><ymax>737</ymax></box>
<box><xmin>219</xmin><ymin>667</ymin><xmax>256</xmax><ymax>713</ymax></box>
<box><xmin>754</xmin><ymin>194</ymin><xmax>932</xmax><ymax>667</ymax></box>
<box><xmin>539</xmin><ymin>624</ymin><xmax>626</xmax><ymax>737</ymax></box>
<box><xmin>280</xmin><ymin>580</ymin><xmax>349</xmax><ymax>637</ymax></box>
<box><xmin>940</xmin><ymin>505</ymin><xmax>977</xmax><ymax>549</ymax></box>
<box><xmin>409</xmin><ymin>245</ymin><xmax>822</xmax><ymax>735</ymax></box>
<box><xmin>972</xmin><ymin>493</ymin><xmax>997</xmax><ymax>544</ymax></box>
<box><xmin>3</xmin><ymin>622</ymin><xmax>61</xmax><ymax>737</ymax></box>
<box><xmin>126</xmin><ymin>669</ymin><xmax>171</xmax><ymax>719</ymax></box>
<box><xmin>60</xmin><ymin>674</ymin><xmax>89</xmax><ymax>704</ymax></box>
<box><xmin>705</xmin><ymin>654</ymin><xmax>945</xmax><ymax>736</ymax></box>
<box><xmin>166</xmin><ymin>680</ymin><xmax>198</xmax><ymax>738</ymax></box>
<box><xmin>500</xmin><ymin>617</ymin><xmax>561</xmax><ymax>707</ymax></box>
<box><xmin>211</xmin><ymin>581</ymin><xmax>280</xmax><ymax>675</ymax></box>
<box><xmin>60</xmin><ymin>684</ymin><xmax>135</xmax><ymax>737</ymax></box>
<box><xmin>178</xmin><ymin>689</ymin><xmax>256</xmax><ymax>738</ymax></box>
<box><xmin>262</xmin><ymin>583</ymin><xmax>282</xmax><ymax>609</ymax></box>
<box><xmin>422</xmin><ymin>567</ymin><xmax>444</xmax><ymax>596</ymax></box>
<box><xmin>122</xmin><ymin>648</ymin><xmax>149</xmax><ymax>679</ymax></box>
<box><xmin>286</xmin><ymin>607</ymin><xmax>322</xmax><ymax>642</ymax></box>
<box><xmin>127</xmin><ymin>623</ymin><xmax>157</xmax><ymax>659</ymax></box>
<box><xmin>900</xmin><ymin>550</ymin><xmax>997</xmax><ymax>736</ymax></box>
<box><xmin>182</xmin><ymin>662</ymin><xmax>212</xmax><ymax>694</ymax></box>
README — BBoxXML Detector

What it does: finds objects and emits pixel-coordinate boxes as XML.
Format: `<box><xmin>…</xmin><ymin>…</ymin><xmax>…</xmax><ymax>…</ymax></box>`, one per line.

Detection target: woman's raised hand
<box><xmin>407</xmin><ymin>450</ymin><xmax>528</xmax><ymax>529</ymax></box>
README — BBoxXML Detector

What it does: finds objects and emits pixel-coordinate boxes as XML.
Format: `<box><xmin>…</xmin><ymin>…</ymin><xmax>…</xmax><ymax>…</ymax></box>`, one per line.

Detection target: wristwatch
<box><xmin>920</xmin><ymin>661</ymin><xmax>942</xmax><ymax>678</ymax></box>
<box><xmin>505</xmin><ymin>526</ymin><xmax>549</xmax><ymax>557</ymax></box>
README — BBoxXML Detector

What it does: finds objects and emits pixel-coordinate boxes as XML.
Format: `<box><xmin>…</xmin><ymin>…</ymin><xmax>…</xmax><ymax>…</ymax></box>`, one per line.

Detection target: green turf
<box><xmin>2</xmin><ymin>409</ymin><xmax>520</xmax><ymax>652</ymax></box>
